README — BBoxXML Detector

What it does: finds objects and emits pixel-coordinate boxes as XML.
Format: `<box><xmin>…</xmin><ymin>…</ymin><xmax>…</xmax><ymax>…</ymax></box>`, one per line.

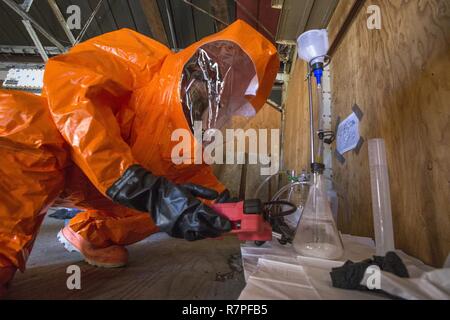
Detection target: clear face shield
<box><xmin>180</xmin><ymin>40</ymin><xmax>259</xmax><ymax>143</ymax></box>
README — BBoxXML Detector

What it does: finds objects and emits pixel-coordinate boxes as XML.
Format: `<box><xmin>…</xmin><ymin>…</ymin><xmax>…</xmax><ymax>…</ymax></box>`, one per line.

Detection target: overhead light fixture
<box><xmin>271</xmin><ymin>0</ymin><xmax>284</xmax><ymax>9</ymax></box>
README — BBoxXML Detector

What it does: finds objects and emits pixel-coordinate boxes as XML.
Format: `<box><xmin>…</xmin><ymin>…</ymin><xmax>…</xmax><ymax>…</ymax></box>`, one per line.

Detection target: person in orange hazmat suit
<box><xmin>0</xmin><ymin>20</ymin><xmax>279</xmax><ymax>297</ymax></box>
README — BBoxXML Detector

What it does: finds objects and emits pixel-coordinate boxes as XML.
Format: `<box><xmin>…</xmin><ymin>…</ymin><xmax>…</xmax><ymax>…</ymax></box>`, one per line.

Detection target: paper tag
<box><xmin>336</xmin><ymin>112</ymin><xmax>360</xmax><ymax>155</ymax></box>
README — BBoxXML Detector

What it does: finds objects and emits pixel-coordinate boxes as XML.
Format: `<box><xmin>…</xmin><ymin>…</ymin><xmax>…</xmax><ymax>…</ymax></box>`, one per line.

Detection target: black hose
<box><xmin>263</xmin><ymin>200</ymin><xmax>298</xmax><ymax>218</ymax></box>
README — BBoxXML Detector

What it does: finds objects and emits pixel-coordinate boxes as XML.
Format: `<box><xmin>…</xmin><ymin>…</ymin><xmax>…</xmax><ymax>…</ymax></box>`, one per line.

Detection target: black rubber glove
<box><xmin>106</xmin><ymin>165</ymin><xmax>231</xmax><ymax>241</ymax></box>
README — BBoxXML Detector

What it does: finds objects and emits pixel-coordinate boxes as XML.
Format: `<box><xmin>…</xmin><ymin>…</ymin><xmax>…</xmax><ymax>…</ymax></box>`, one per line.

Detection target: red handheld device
<box><xmin>211</xmin><ymin>200</ymin><xmax>272</xmax><ymax>242</ymax></box>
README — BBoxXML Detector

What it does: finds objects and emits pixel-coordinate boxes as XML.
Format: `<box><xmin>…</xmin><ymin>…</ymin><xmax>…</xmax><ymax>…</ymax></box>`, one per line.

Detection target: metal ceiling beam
<box><xmin>74</xmin><ymin>0</ymin><xmax>104</xmax><ymax>45</ymax></box>
<box><xmin>276</xmin><ymin>0</ymin><xmax>314</xmax><ymax>44</ymax></box>
<box><xmin>183</xmin><ymin>0</ymin><xmax>229</xmax><ymax>27</ymax></box>
<box><xmin>305</xmin><ymin>0</ymin><xmax>340</xmax><ymax>31</ymax></box>
<box><xmin>210</xmin><ymin>0</ymin><xmax>230</xmax><ymax>31</ymax></box>
<box><xmin>164</xmin><ymin>0</ymin><xmax>178</xmax><ymax>49</ymax></box>
<box><xmin>22</xmin><ymin>20</ymin><xmax>48</xmax><ymax>61</ymax></box>
<box><xmin>276</xmin><ymin>0</ymin><xmax>339</xmax><ymax>44</ymax></box>
<box><xmin>140</xmin><ymin>0</ymin><xmax>169</xmax><ymax>47</ymax></box>
<box><xmin>47</xmin><ymin>0</ymin><xmax>76</xmax><ymax>45</ymax></box>
<box><xmin>0</xmin><ymin>45</ymin><xmax>61</xmax><ymax>56</ymax></box>
<box><xmin>234</xmin><ymin>0</ymin><xmax>275</xmax><ymax>40</ymax></box>
<box><xmin>18</xmin><ymin>0</ymin><xmax>48</xmax><ymax>62</ymax></box>
<box><xmin>1</xmin><ymin>0</ymin><xmax>65</xmax><ymax>52</ymax></box>
<box><xmin>20</xmin><ymin>0</ymin><xmax>33</xmax><ymax>12</ymax></box>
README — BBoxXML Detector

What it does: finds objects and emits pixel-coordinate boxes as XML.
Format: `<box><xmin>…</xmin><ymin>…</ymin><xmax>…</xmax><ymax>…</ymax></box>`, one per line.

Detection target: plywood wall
<box><xmin>283</xmin><ymin>59</ymin><xmax>314</xmax><ymax>172</ymax></box>
<box><xmin>284</xmin><ymin>0</ymin><xmax>449</xmax><ymax>266</ymax></box>
<box><xmin>213</xmin><ymin>103</ymin><xmax>282</xmax><ymax>197</ymax></box>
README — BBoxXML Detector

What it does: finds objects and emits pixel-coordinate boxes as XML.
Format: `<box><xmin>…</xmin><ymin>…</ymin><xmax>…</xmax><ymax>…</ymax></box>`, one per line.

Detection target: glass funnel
<box><xmin>293</xmin><ymin>173</ymin><xmax>344</xmax><ymax>260</ymax></box>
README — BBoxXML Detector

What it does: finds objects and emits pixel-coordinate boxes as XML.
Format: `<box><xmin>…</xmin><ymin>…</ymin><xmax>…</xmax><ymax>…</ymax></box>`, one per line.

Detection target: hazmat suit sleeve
<box><xmin>0</xmin><ymin>89</ymin><xmax>67</xmax><ymax>270</ymax></box>
<box><xmin>43</xmin><ymin>29</ymin><xmax>231</xmax><ymax>240</ymax></box>
<box><xmin>43</xmin><ymin>29</ymin><xmax>170</xmax><ymax>194</ymax></box>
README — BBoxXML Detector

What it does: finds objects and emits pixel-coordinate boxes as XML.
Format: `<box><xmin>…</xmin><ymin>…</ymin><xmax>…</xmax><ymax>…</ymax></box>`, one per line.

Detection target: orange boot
<box><xmin>57</xmin><ymin>226</ymin><xmax>128</xmax><ymax>268</ymax></box>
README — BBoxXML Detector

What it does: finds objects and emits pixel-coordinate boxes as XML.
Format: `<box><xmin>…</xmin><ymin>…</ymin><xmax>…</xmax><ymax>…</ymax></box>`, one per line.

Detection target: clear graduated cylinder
<box><xmin>368</xmin><ymin>139</ymin><xmax>395</xmax><ymax>255</ymax></box>
<box><xmin>293</xmin><ymin>173</ymin><xmax>344</xmax><ymax>260</ymax></box>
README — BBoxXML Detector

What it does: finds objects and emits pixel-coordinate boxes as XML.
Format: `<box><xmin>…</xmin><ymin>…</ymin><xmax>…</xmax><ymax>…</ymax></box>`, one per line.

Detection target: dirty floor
<box><xmin>7</xmin><ymin>216</ymin><xmax>245</xmax><ymax>300</ymax></box>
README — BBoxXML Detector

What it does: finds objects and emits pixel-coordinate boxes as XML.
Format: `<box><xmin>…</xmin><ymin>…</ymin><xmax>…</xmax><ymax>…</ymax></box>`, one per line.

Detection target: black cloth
<box><xmin>106</xmin><ymin>165</ymin><xmax>231</xmax><ymax>241</ymax></box>
<box><xmin>330</xmin><ymin>252</ymin><xmax>409</xmax><ymax>291</ymax></box>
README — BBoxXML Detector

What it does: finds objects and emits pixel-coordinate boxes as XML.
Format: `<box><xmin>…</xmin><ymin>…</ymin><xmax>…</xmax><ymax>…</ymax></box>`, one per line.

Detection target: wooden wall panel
<box><xmin>283</xmin><ymin>60</ymin><xmax>310</xmax><ymax>172</ymax></box>
<box><xmin>328</xmin><ymin>0</ymin><xmax>450</xmax><ymax>267</ymax></box>
<box><xmin>327</xmin><ymin>0</ymin><xmax>358</xmax><ymax>45</ymax></box>
<box><xmin>213</xmin><ymin>104</ymin><xmax>282</xmax><ymax>198</ymax></box>
<box><xmin>283</xmin><ymin>58</ymin><xmax>321</xmax><ymax>173</ymax></box>
<box><xmin>232</xmin><ymin>103</ymin><xmax>281</xmax><ymax>132</ymax></box>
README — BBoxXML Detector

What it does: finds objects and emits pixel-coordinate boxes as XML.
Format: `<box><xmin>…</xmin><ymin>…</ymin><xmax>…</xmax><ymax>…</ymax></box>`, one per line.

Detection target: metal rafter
<box><xmin>234</xmin><ymin>0</ymin><xmax>275</xmax><ymax>40</ymax></box>
<box><xmin>74</xmin><ymin>0</ymin><xmax>104</xmax><ymax>45</ymax></box>
<box><xmin>210</xmin><ymin>0</ymin><xmax>230</xmax><ymax>31</ymax></box>
<box><xmin>22</xmin><ymin>20</ymin><xmax>48</xmax><ymax>61</ymax></box>
<box><xmin>139</xmin><ymin>0</ymin><xmax>169</xmax><ymax>46</ymax></box>
<box><xmin>182</xmin><ymin>0</ymin><xmax>229</xmax><ymax>27</ymax></box>
<box><xmin>164</xmin><ymin>0</ymin><xmax>178</xmax><ymax>49</ymax></box>
<box><xmin>1</xmin><ymin>0</ymin><xmax>65</xmax><ymax>52</ymax></box>
<box><xmin>47</xmin><ymin>0</ymin><xmax>76</xmax><ymax>45</ymax></box>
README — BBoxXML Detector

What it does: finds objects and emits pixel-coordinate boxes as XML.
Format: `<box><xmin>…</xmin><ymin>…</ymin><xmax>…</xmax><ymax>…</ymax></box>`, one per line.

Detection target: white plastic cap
<box><xmin>368</xmin><ymin>139</ymin><xmax>388</xmax><ymax>166</ymax></box>
<box><xmin>297</xmin><ymin>29</ymin><xmax>329</xmax><ymax>64</ymax></box>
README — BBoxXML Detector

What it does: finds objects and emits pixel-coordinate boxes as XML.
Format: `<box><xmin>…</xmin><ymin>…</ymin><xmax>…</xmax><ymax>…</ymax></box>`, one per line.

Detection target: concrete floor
<box><xmin>7</xmin><ymin>217</ymin><xmax>245</xmax><ymax>300</ymax></box>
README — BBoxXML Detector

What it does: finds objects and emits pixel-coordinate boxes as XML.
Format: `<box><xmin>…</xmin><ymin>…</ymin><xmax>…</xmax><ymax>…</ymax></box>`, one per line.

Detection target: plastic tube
<box><xmin>368</xmin><ymin>139</ymin><xmax>395</xmax><ymax>255</ymax></box>
<box><xmin>316</xmin><ymin>84</ymin><xmax>325</xmax><ymax>163</ymax></box>
<box><xmin>270</xmin><ymin>181</ymin><xmax>310</xmax><ymax>231</ymax></box>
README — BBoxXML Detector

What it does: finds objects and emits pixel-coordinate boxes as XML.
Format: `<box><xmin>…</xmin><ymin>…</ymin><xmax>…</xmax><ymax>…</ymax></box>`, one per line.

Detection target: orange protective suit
<box><xmin>0</xmin><ymin>91</ymin><xmax>67</xmax><ymax>270</ymax></box>
<box><xmin>0</xmin><ymin>20</ymin><xmax>279</xmax><ymax>271</ymax></box>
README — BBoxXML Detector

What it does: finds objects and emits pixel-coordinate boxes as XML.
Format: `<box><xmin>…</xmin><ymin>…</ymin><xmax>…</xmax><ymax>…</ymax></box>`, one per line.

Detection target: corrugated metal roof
<box><xmin>236</xmin><ymin>0</ymin><xmax>280</xmax><ymax>42</ymax></box>
<box><xmin>276</xmin><ymin>0</ymin><xmax>339</xmax><ymax>44</ymax></box>
<box><xmin>0</xmin><ymin>0</ymin><xmax>340</xmax><ymax>60</ymax></box>
<box><xmin>0</xmin><ymin>0</ymin><xmax>236</xmax><ymax>56</ymax></box>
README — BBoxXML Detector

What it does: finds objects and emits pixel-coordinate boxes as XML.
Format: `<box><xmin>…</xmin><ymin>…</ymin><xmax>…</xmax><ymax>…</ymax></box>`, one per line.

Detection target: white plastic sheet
<box><xmin>366</xmin><ymin>269</ymin><xmax>450</xmax><ymax>300</ymax></box>
<box><xmin>240</xmin><ymin>259</ymin><xmax>320</xmax><ymax>300</ymax></box>
<box><xmin>239</xmin><ymin>235</ymin><xmax>448</xmax><ymax>300</ymax></box>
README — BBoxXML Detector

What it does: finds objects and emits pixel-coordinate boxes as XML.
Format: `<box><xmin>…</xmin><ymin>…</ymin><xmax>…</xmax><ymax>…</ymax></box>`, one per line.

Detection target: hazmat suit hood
<box><xmin>164</xmin><ymin>19</ymin><xmax>279</xmax><ymax>133</ymax></box>
<box><xmin>130</xmin><ymin>20</ymin><xmax>279</xmax><ymax>170</ymax></box>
